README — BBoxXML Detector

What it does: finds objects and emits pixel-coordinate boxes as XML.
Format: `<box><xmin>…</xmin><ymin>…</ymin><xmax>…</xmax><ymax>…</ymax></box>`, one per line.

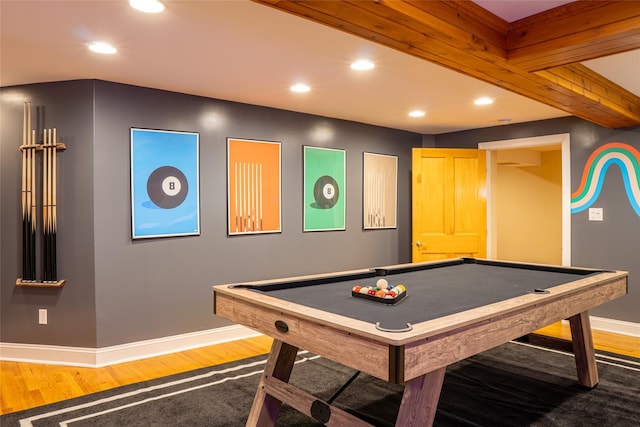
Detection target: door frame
<box><xmin>478</xmin><ymin>133</ymin><xmax>571</xmax><ymax>266</ymax></box>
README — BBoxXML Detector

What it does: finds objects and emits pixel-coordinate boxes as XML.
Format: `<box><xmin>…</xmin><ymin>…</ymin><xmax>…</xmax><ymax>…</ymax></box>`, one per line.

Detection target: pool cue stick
<box><xmin>248</xmin><ymin>162</ymin><xmax>253</xmax><ymax>231</ymax></box>
<box><xmin>252</xmin><ymin>163</ymin><xmax>256</xmax><ymax>231</ymax></box>
<box><xmin>368</xmin><ymin>172</ymin><xmax>373</xmax><ymax>227</ymax></box>
<box><xmin>51</xmin><ymin>128</ymin><xmax>58</xmax><ymax>281</ymax></box>
<box><xmin>371</xmin><ymin>173</ymin><xmax>375</xmax><ymax>227</ymax></box>
<box><xmin>252</xmin><ymin>162</ymin><xmax>256</xmax><ymax>231</ymax></box>
<box><xmin>25</xmin><ymin>106</ymin><xmax>36</xmax><ymax>281</ymax></box>
<box><xmin>378</xmin><ymin>172</ymin><xmax>383</xmax><ymax>227</ymax></box>
<box><xmin>234</xmin><ymin>162</ymin><xmax>239</xmax><ymax>233</ymax></box>
<box><xmin>245</xmin><ymin>162</ymin><xmax>249</xmax><ymax>232</ymax></box>
<box><xmin>259</xmin><ymin>163</ymin><xmax>263</xmax><ymax>231</ymax></box>
<box><xmin>43</xmin><ymin>129</ymin><xmax>50</xmax><ymax>282</ymax></box>
<box><xmin>382</xmin><ymin>172</ymin><xmax>386</xmax><ymax>227</ymax></box>
<box><xmin>30</xmin><ymin>129</ymin><xmax>37</xmax><ymax>280</ymax></box>
<box><xmin>371</xmin><ymin>173</ymin><xmax>376</xmax><ymax>227</ymax></box>
<box><xmin>378</xmin><ymin>172</ymin><xmax>384</xmax><ymax>226</ymax></box>
<box><xmin>365</xmin><ymin>173</ymin><xmax>369</xmax><ymax>227</ymax></box>
<box><xmin>242</xmin><ymin>162</ymin><xmax>247</xmax><ymax>231</ymax></box>
<box><xmin>369</xmin><ymin>172</ymin><xmax>376</xmax><ymax>227</ymax></box>
<box><xmin>377</xmin><ymin>173</ymin><xmax>380</xmax><ymax>226</ymax></box>
<box><xmin>244</xmin><ymin>162</ymin><xmax>249</xmax><ymax>231</ymax></box>
<box><xmin>49</xmin><ymin>129</ymin><xmax>54</xmax><ymax>281</ymax></box>
<box><xmin>50</xmin><ymin>128</ymin><xmax>58</xmax><ymax>282</ymax></box>
<box><xmin>373</xmin><ymin>173</ymin><xmax>377</xmax><ymax>227</ymax></box>
<box><xmin>42</xmin><ymin>130</ymin><xmax>47</xmax><ymax>281</ymax></box>
<box><xmin>380</xmin><ymin>172</ymin><xmax>384</xmax><ymax>227</ymax></box>
<box><xmin>238</xmin><ymin>162</ymin><xmax>243</xmax><ymax>232</ymax></box>
<box><xmin>379</xmin><ymin>172</ymin><xmax>383</xmax><ymax>226</ymax></box>
<box><xmin>239</xmin><ymin>162</ymin><xmax>242</xmax><ymax>232</ymax></box>
<box><xmin>371</xmin><ymin>173</ymin><xmax>374</xmax><ymax>227</ymax></box>
<box><xmin>248</xmin><ymin>162</ymin><xmax>252</xmax><ymax>231</ymax></box>
<box><xmin>251</xmin><ymin>163</ymin><xmax>258</xmax><ymax>231</ymax></box>
<box><xmin>245</xmin><ymin>162</ymin><xmax>249</xmax><ymax>231</ymax></box>
<box><xmin>48</xmin><ymin>129</ymin><xmax>53</xmax><ymax>281</ymax></box>
<box><xmin>21</xmin><ymin>103</ymin><xmax>29</xmax><ymax>280</ymax></box>
<box><xmin>248</xmin><ymin>163</ymin><xmax>252</xmax><ymax>231</ymax></box>
<box><xmin>241</xmin><ymin>162</ymin><xmax>246</xmax><ymax>231</ymax></box>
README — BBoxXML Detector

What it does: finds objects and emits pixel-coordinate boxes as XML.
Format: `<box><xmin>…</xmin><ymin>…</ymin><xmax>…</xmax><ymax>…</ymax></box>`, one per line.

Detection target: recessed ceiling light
<box><xmin>350</xmin><ymin>59</ymin><xmax>375</xmax><ymax>71</ymax></box>
<box><xmin>129</xmin><ymin>0</ymin><xmax>165</xmax><ymax>13</ymax></box>
<box><xmin>88</xmin><ymin>41</ymin><xmax>117</xmax><ymax>54</ymax></box>
<box><xmin>474</xmin><ymin>97</ymin><xmax>494</xmax><ymax>106</ymax></box>
<box><xmin>290</xmin><ymin>83</ymin><xmax>310</xmax><ymax>93</ymax></box>
<box><xmin>408</xmin><ymin>110</ymin><xmax>426</xmax><ymax>118</ymax></box>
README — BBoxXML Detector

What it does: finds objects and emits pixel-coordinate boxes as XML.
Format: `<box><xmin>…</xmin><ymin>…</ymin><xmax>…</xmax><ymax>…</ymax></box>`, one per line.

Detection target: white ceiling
<box><xmin>1</xmin><ymin>0</ymin><xmax>638</xmax><ymax>134</ymax></box>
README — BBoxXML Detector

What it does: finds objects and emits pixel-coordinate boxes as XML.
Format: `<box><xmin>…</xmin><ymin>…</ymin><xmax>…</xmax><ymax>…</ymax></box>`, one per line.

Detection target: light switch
<box><xmin>588</xmin><ymin>207</ymin><xmax>603</xmax><ymax>221</ymax></box>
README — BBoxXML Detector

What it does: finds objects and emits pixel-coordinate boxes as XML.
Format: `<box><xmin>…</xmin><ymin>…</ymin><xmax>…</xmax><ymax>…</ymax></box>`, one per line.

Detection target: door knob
<box><xmin>416</xmin><ymin>240</ymin><xmax>422</xmax><ymax>247</ymax></box>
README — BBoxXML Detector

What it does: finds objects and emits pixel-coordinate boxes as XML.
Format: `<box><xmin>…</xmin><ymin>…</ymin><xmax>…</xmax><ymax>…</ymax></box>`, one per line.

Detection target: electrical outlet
<box><xmin>38</xmin><ymin>309</ymin><xmax>47</xmax><ymax>325</ymax></box>
<box><xmin>588</xmin><ymin>207</ymin><xmax>604</xmax><ymax>221</ymax></box>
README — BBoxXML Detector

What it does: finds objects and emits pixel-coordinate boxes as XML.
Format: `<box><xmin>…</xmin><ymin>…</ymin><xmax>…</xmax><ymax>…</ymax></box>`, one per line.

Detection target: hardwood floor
<box><xmin>0</xmin><ymin>335</ymin><xmax>273</xmax><ymax>416</ymax></box>
<box><xmin>1</xmin><ymin>324</ymin><xmax>638</xmax><ymax>416</ymax></box>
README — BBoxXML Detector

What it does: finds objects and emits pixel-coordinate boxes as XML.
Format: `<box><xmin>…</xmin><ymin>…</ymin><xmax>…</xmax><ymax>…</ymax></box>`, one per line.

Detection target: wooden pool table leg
<box><xmin>395</xmin><ymin>366</ymin><xmax>447</xmax><ymax>427</ymax></box>
<box><xmin>568</xmin><ymin>311</ymin><xmax>598</xmax><ymax>388</ymax></box>
<box><xmin>246</xmin><ymin>339</ymin><xmax>298</xmax><ymax>427</ymax></box>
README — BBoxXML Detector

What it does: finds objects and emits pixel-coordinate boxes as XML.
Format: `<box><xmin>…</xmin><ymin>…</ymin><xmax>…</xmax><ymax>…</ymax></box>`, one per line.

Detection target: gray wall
<box><xmin>1</xmin><ymin>80</ymin><xmax>419</xmax><ymax>348</ymax></box>
<box><xmin>2</xmin><ymin>81</ymin><xmax>637</xmax><ymax>350</ymax></box>
<box><xmin>433</xmin><ymin>117</ymin><xmax>640</xmax><ymax>324</ymax></box>
<box><xmin>1</xmin><ymin>81</ymin><xmax>97</xmax><ymax>347</ymax></box>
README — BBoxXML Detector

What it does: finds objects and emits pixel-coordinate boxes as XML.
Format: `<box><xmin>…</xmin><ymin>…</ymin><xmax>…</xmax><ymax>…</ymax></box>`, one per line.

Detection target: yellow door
<box><xmin>412</xmin><ymin>148</ymin><xmax>487</xmax><ymax>262</ymax></box>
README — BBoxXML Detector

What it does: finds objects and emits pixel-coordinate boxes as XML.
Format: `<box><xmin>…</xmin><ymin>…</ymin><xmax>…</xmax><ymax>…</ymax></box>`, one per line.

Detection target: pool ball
<box><xmin>376</xmin><ymin>278</ymin><xmax>389</xmax><ymax>289</ymax></box>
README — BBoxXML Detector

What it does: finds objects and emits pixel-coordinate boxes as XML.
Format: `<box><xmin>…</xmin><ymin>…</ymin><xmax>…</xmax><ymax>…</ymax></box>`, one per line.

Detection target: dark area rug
<box><xmin>3</xmin><ymin>341</ymin><xmax>639</xmax><ymax>426</ymax></box>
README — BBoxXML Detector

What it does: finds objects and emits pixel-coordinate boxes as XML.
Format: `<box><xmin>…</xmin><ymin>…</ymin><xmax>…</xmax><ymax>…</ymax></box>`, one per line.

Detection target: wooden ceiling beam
<box><xmin>253</xmin><ymin>0</ymin><xmax>640</xmax><ymax>129</ymax></box>
<box><xmin>507</xmin><ymin>1</ymin><xmax>640</xmax><ymax>71</ymax></box>
<box><xmin>536</xmin><ymin>64</ymin><xmax>640</xmax><ymax>126</ymax></box>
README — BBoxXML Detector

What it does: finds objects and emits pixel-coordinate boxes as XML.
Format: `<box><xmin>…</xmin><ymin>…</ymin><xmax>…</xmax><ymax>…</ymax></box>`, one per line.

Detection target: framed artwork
<box><xmin>363</xmin><ymin>152</ymin><xmax>398</xmax><ymax>229</ymax></box>
<box><xmin>303</xmin><ymin>146</ymin><xmax>346</xmax><ymax>232</ymax></box>
<box><xmin>130</xmin><ymin>128</ymin><xmax>200</xmax><ymax>239</ymax></box>
<box><xmin>227</xmin><ymin>138</ymin><xmax>282</xmax><ymax>235</ymax></box>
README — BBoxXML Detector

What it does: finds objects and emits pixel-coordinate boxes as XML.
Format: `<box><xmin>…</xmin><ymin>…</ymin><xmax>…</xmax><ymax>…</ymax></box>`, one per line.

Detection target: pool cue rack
<box><xmin>16</xmin><ymin>101</ymin><xmax>67</xmax><ymax>288</ymax></box>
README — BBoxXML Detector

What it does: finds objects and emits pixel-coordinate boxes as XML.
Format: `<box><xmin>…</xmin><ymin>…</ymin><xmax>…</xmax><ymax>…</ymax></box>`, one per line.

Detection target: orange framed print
<box><xmin>363</xmin><ymin>152</ymin><xmax>397</xmax><ymax>229</ymax></box>
<box><xmin>227</xmin><ymin>138</ymin><xmax>281</xmax><ymax>235</ymax></box>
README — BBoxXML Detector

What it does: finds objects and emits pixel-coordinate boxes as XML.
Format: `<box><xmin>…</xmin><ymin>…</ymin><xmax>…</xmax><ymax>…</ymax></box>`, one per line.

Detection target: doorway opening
<box><xmin>479</xmin><ymin>134</ymin><xmax>571</xmax><ymax>266</ymax></box>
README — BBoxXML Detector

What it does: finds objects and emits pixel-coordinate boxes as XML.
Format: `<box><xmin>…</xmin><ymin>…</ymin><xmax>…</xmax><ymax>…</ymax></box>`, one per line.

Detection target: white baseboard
<box><xmin>0</xmin><ymin>325</ymin><xmax>261</xmax><ymax>368</ymax></box>
<box><xmin>1</xmin><ymin>318</ymin><xmax>637</xmax><ymax>367</ymax></box>
<box><xmin>584</xmin><ymin>316</ymin><xmax>640</xmax><ymax>338</ymax></box>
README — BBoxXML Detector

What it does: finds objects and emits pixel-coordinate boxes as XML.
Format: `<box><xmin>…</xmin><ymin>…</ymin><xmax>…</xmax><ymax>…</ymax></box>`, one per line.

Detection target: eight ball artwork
<box><xmin>313</xmin><ymin>175</ymin><xmax>339</xmax><ymax>209</ymax></box>
<box><xmin>147</xmin><ymin>166</ymin><xmax>189</xmax><ymax>209</ymax></box>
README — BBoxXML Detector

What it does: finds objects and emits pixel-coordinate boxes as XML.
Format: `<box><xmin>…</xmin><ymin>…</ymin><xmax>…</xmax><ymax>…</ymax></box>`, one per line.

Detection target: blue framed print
<box><xmin>130</xmin><ymin>128</ymin><xmax>200</xmax><ymax>239</ymax></box>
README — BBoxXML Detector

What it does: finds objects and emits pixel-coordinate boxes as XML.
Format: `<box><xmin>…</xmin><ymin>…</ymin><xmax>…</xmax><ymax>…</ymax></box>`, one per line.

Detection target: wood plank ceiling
<box><xmin>252</xmin><ymin>0</ymin><xmax>640</xmax><ymax>129</ymax></box>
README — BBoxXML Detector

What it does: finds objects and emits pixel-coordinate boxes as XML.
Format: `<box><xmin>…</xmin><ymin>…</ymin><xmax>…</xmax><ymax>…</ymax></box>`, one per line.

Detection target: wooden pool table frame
<box><xmin>213</xmin><ymin>259</ymin><xmax>628</xmax><ymax>426</ymax></box>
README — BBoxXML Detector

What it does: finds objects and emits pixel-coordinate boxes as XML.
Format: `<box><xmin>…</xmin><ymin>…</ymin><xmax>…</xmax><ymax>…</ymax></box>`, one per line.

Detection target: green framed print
<box><xmin>303</xmin><ymin>146</ymin><xmax>346</xmax><ymax>232</ymax></box>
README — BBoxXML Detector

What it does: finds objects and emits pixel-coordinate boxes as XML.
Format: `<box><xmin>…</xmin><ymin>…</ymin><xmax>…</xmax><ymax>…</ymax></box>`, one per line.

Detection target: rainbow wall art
<box><xmin>571</xmin><ymin>142</ymin><xmax>640</xmax><ymax>217</ymax></box>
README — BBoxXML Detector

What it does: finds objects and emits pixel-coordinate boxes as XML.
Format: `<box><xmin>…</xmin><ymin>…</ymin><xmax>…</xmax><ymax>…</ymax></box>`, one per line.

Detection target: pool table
<box><xmin>213</xmin><ymin>258</ymin><xmax>628</xmax><ymax>426</ymax></box>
